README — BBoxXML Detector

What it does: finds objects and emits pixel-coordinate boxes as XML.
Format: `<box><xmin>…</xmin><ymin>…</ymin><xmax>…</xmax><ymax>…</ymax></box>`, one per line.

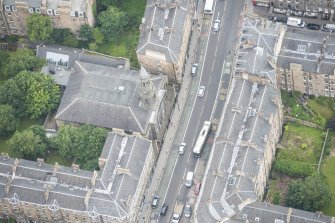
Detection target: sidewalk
<box><xmin>138</xmin><ymin>5</ymin><xmax>203</xmax><ymax>223</ymax></box>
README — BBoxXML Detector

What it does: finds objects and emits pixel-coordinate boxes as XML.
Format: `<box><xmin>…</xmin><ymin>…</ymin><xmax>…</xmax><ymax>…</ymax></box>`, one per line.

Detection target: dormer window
<box><xmin>47</xmin><ymin>9</ymin><xmax>53</xmax><ymax>15</ymax></box>
<box><xmin>4</xmin><ymin>5</ymin><xmax>11</xmax><ymax>12</ymax></box>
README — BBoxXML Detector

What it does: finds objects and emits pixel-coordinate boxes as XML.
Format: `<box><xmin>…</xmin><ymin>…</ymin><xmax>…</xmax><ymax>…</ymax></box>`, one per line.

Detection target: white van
<box><xmin>322</xmin><ymin>24</ymin><xmax>335</xmax><ymax>32</ymax></box>
<box><xmin>185</xmin><ymin>172</ymin><xmax>194</xmax><ymax>188</ymax></box>
<box><xmin>287</xmin><ymin>17</ymin><xmax>305</xmax><ymax>28</ymax></box>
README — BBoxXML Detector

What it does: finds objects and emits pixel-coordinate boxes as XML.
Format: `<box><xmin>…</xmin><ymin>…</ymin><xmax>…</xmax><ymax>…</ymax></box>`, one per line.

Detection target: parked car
<box><xmin>304</xmin><ymin>12</ymin><xmax>318</xmax><ymax>18</ymax></box>
<box><xmin>194</xmin><ymin>181</ymin><xmax>202</xmax><ymax>196</ymax></box>
<box><xmin>160</xmin><ymin>204</ymin><xmax>168</xmax><ymax>216</ymax></box>
<box><xmin>151</xmin><ymin>195</ymin><xmax>160</xmax><ymax>208</ymax></box>
<box><xmin>198</xmin><ymin>86</ymin><xmax>205</xmax><ymax>97</ymax></box>
<box><xmin>213</xmin><ymin>19</ymin><xmax>221</xmax><ymax>32</ymax></box>
<box><xmin>306</xmin><ymin>23</ymin><xmax>321</xmax><ymax>30</ymax></box>
<box><xmin>273</xmin><ymin>8</ymin><xmax>287</xmax><ymax>14</ymax></box>
<box><xmin>179</xmin><ymin>142</ymin><xmax>186</xmax><ymax>155</ymax></box>
<box><xmin>291</xmin><ymin>10</ymin><xmax>304</xmax><ymax>17</ymax></box>
<box><xmin>184</xmin><ymin>204</ymin><xmax>192</xmax><ymax>218</ymax></box>
<box><xmin>272</xmin><ymin>16</ymin><xmax>287</xmax><ymax>23</ymax></box>
<box><xmin>191</xmin><ymin>63</ymin><xmax>198</xmax><ymax>76</ymax></box>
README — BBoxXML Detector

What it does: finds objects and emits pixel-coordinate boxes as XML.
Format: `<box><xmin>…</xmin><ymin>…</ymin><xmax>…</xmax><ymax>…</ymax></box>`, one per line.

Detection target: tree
<box><xmin>63</xmin><ymin>34</ymin><xmax>79</xmax><ymax>47</ymax></box>
<box><xmin>52</xmin><ymin>125</ymin><xmax>108</xmax><ymax>170</ymax></box>
<box><xmin>286</xmin><ymin>175</ymin><xmax>332</xmax><ymax>212</ymax></box>
<box><xmin>24</xmin><ymin>72</ymin><xmax>61</xmax><ymax>118</ymax></box>
<box><xmin>92</xmin><ymin>28</ymin><xmax>104</xmax><ymax>45</ymax></box>
<box><xmin>9</xmin><ymin>129</ymin><xmax>47</xmax><ymax>160</ymax></box>
<box><xmin>3</xmin><ymin>48</ymin><xmax>45</xmax><ymax>78</ymax></box>
<box><xmin>27</xmin><ymin>14</ymin><xmax>52</xmax><ymax>42</ymax></box>
<box><xmin>0</xmin><ymin>71</ymin><xmax>60</xmax><ymax>118</ymax></box>
<box><xmin>98</xmin><ymin>6</ymin><xmax>128</xmax><ymax>42</ymax></box>
<box><xmin>51</xmin><ymin>28</ymin><xmax>79</xmax><ymax>47</ymax></box>
<box><xmin>0</xmin><ymin>79</ymin><xmax>27</xmax><ymax>117</ymax></box>
<box><xmin>79</xmin><ymin>24</ymin><xmax>94</xmax><ymax>42</ymax></box>
<box><xmin>0</xmin><ymin>105</ymin><xmax>18</xmax><ymax>137</ymax></box>
<box><xmin>97</xmin><ymin>0</ymin><xmax>119</xmax><ymax>11</ymax></box>
<box><xmin>28</xmin><ymin>125</ymin><xmax>48</xmax><ymax>146</ymax></box>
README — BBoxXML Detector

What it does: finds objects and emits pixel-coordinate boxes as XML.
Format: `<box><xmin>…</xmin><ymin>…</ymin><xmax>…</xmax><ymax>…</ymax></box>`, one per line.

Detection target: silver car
<box><xmin>213</xmin><ymin>19</ymin><xmax>220</xmax><ymax>32</ymax></box>
<box><xmin>198</xmin><ymin>86</ymin><xmax>205</xmax><ymax>97</ymax></box>
<box><xmin>179</xmin><ymin>143</ymin><xmax>186</xmax><ymax>155</ymax></box>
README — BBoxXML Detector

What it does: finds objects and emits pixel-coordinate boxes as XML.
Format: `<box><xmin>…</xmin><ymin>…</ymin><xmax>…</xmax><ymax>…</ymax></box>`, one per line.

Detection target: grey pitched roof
<box><xmin>277</xmin><ymin>29</ymin><xmax>335</xmax><ymax>75</ymax></box>
<box><xmin>55</xmin><ymin>61</ymin><xmax>165</xmax><ymax>133</ymax></box>
<box><xmin>0</xmin><ymin>132</ymin><xmax>153</xmax><ymax>220</ymax></box>
<box><xmin>36</xmin><ymin>44</ymin><xmax>128</xmax><ymax>69</ymax></box>
<box><xmin>195</xmin><ymin>78</ymin><xmax>281</xmax><ymax>222</ymax></box>
<box><xmin>234</xmin><ymin>202</ymin><xmax>334</xmax><ymax>223</ymax></box>
<box><xmin>137</xmin><ymin>0</ymin><xmax>190</xmax><ymax>63</ymax></box>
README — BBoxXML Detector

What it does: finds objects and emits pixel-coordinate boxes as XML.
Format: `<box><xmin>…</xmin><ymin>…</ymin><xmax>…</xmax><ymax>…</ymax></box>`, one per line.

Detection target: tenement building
<box><xmin>193</xmin><ymin>17</ymin><xmax>335</xmax><ymax>223</ymax></box>
<box><xmin>277</xmin><ymin>29</ymin><xmax>335</xmax><ymax>97</ymax></box>
<box><xmin>137</xmin><ymin>0</ymin><xmax>193</xmax><ymax>82</ymax></box>
<box><xmin>0</xmin><ymin>0</ymin><xmax>95</xmax><ymax>36</ymax></box>
<box><xmin>270</xmin><ymin>0</ymin><xmax>333</xmax><ymax>20</ymax></box>
<box><xmin>0</xmin><ymin>132</ymin><xmax>155</xmax><ymax>223</ymax></box>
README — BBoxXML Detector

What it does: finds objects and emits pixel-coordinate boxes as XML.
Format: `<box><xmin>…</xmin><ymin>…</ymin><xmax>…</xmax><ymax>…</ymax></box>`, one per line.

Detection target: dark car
<box><xmin>151</xmin><ymin>195</ymin><xmax>160</xmax><ymax>208</ymax></box>
<box><xmin>160</xmin><ymin>204</ymin><xmax>168</xmax><ymax>216</ymax></box>
<box><xmin>273</xmin><ymin>16</ymin><xmax>287</xmax><ymax>23</ymax></box>
<box><xmin>306</xmin><ymin>23</ymin><xmax>321</xmax><ymax>30</ymax></box>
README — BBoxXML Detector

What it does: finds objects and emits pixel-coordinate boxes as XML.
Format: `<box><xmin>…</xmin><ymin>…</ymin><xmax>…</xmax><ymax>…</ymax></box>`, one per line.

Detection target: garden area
<box><xmin>267</xmin><ymin>122</ymin><xmax>333</xmax><ymax>212</ymax></box>
<box><xmin>281</xmin><ymin>91</ymin><xmax>335</xmax><ymax>127</ymax></box>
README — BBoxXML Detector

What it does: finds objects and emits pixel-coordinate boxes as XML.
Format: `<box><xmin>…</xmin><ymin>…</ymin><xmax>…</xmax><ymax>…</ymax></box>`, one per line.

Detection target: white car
<box><xmin>191</xmin><ymin>63</ymin><xmax>198</xmax><ymax>76</ymax></box>
<box><xmin>179</xmin><ymin>143</ymin><xmax>186</xmax><ymax>155</ymax></box>
<box><xmin>213</xmin><ymin>19</ymin><xmax>220</xmax><ymax>32</ymax></box>
<box><xmin>198</xmin><ymin>86</ymin><xmax>205</xmax><ymax>97</ymax></box>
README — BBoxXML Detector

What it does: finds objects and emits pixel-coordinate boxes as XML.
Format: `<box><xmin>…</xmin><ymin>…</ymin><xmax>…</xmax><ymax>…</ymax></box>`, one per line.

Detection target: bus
<box><xmin>193</xmin><ymin>121</ymin><xmax>211</xmax><ymax>157</ymax></box>
<box><xmin>204</xmin><ymin>0</ymin><xmax>214</xmax><ymax>15</ymax></box>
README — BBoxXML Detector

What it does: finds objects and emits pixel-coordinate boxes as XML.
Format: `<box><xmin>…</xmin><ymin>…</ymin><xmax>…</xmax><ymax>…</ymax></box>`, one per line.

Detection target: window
<box><xmin>47</xmin><ymin>9</ymin><xmax>53</xmax><ymax>15</ymax></box>
<box><xmin>35</xmin><ymin>8</ymin><xmax>41</xmax><ymax>13</ymax></box>
<box><xmin>4</xmin><ymin>5</ymin><xmax>11</xmax><ymax>11</ymax></box>
<box><xmin>28</xmin><ymin>8</ymin><xmax>34</xmax><ymax>13</ymax></box>
<box><xmin>255</xmin><ymin>217</ymin><xmax>260</xmax><ymax>222</ymax></box>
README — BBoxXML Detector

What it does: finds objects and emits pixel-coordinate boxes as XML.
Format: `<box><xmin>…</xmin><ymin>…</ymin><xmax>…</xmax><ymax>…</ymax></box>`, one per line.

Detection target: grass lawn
<box><xmin>119</xmin><ymin>0</ymin><xmax>146</xmax><ymax>19</ymax></box>
<box><xmin>307</xmin><ymin>97</ymin><xmax>335</xmax><ymax>121</ymax></box>
<box><xmin>281</xmin><ymin>122</ymin><xmax>325</xmax><ymax>163</ymax></box>
<box><xmin>322</xmin><ymin>156</ymin><xmax>335</xmax><ymax>216</ymax></box>
<box><xmin>46</xmin><ymin>151</ymin><xmax>72</xmax><ymax>167</ymax></box>
<box><xmin>96</xmin><ymin>0</ymin><xmax>146</xmax><ymax>68</ymax></box>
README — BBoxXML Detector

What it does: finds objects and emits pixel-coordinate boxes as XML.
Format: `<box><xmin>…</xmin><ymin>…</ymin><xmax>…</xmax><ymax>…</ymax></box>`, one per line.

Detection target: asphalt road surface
<box><xmin>157</xmin><ymin>1</ymin><xmax>245</xmax><ymax>222</ymax></box>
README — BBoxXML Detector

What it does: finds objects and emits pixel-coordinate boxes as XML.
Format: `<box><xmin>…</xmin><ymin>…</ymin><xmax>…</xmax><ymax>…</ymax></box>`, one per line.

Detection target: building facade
<box><xmin>0</xmin><ymin>0</ymin><xmax>94</xmax><ymax>36</ymax></box>
<box><xmin>137</xmin><ymin>0</ymin><xmax>193</xmax><ymax>82</ymax></box>
<box><xmin>276</xmin><ymin>29</ymin><xmax>335</xmax><ymax>97</ymax></box>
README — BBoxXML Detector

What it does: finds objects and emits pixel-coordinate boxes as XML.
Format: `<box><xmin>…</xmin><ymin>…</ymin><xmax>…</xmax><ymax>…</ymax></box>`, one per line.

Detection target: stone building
<box><xmin>137</xmin><ymin>0</ymin><xmax>194</xmax><ymax>82</ymax></box>
<box><xmin>276</xmin><ymin>29</ymin><xmax>335</xmax><ymax>97</ymax></box>
<box><xmin>0</xmin><ymin>132</ymin><xmax>155</xmax><ymax>223</ymax></box>
<box><xmin>270</xmin><ymin>0</ymin><xmax>333</xmax><ymax>20</ymax></box>
<box><xmin>0</xmin><ymin>0</ymin><xmax>95</xmax><ymax>36</ymax></box>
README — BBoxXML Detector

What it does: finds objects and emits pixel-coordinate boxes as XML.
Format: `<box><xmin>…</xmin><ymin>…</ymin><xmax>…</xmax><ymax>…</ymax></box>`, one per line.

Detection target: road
<box><xmin>157</xmin><ymin>0</ymin><xmax>245</xmax><ymax>222</ymax></box>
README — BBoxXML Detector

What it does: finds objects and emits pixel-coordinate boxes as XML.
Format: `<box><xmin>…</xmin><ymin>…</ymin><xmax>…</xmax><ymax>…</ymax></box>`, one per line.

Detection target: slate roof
<box><xmin>0</xmin><ymin>132</ymin><xmax>152</xmax><ymax>220</ymax></box>
<box><xmin>194</xmin><ymin>17</ymin><xmax>335</xmax><ymax>223</ymax></box>
<box><xmin>137</xmin><ymin>0</ymin><xmax>190</xmax><ymax>63</ymax></box>
<box><xmin>277</xmin><ymin>28</ymin><xmax>335</xmax><ymax>75</ymax></box>
<box><xmin>195</xmin><ymin>78</ymin><xmax>281</xmax><ymax>223</ymax></box>
<box><xmin>55</xmin><ymin>61</ymin><xmax>165</xmax><ymax>133</ymax></box>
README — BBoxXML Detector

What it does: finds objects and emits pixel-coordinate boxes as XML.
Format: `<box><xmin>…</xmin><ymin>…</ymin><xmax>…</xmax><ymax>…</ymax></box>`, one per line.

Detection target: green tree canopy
<box><xmin>79</xmin><ymin>24</ymin><xmax>94</xmax><ymax>42</ymax></box>
<box><xmin>52</xmin><ymin>125</ymin><xmax>108</xmax><ymax>170</ymax></box>
<box><xmin>0</xmin><ymin>71</ymin><xmax>60</xmax><ymax>118</ymax></box>
<box><xmin>0</xmin><ymin>105</ymin><xmax>18</xmax><ymax>137</ymax></box>
<box><xmin>27</xmin><ymin>14</ymin><xmax>52</xmax><ymax>42</ymax></box>
<box><xmin>286</xmin><ymin>175</ymin><xmax>332</xmax><ymax>212</ymax></box>
<box><xmin>9</xmin><ymin>129</ymin><xmax>47</xmax><ymax>160</ymax></box>
<box><xmin>98</xmin><ymin>6</ymin><xmax>128</xmax><ymax>42</ymax></box>
<box><xmin>51</xmin><ymin>28</ymin><xmax>79</xmax><ymax>47</ymax></box>
<box><xmin>3</xmin><ymin>48</ymin><xmax>45</xmax><ymax>78</ymax></box>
